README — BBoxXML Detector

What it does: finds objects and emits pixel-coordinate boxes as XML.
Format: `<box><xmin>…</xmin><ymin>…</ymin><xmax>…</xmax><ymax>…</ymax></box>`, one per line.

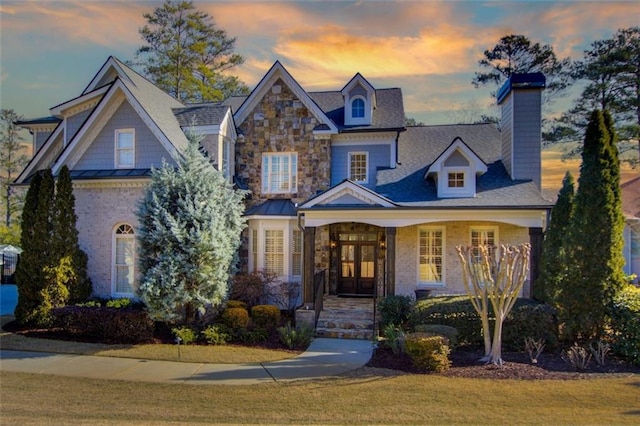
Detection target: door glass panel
<box><xmin>360</xmin><ymin>245</ymin><xmax>375</xmax><ymax>278</ymax></box>
<box><xmin>341</xmin><ymin>244</ymin><xmax>355</xmax><ymax>278</ymax></box>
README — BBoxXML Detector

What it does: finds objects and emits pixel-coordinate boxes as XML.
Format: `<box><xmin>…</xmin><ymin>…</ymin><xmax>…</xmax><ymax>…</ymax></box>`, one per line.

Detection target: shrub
<box><xmin>413</xmin><ymin>324</ymin><xmax>458</xmax><ymax>348</ymax></box>
<box><xmin>236</xmin><ymin>328</ymin><xmax>270</xmax><ymax>344</ymax></box>
<box><xmin>226</xmin><ymin>300</ymin><xmax>248</xmax><ymax>310</ymax></box>
<box><xmin>76</xmin><ymin>300</ymin><xmax>101</xmax><ymax>308</ymax></box>
<box><xmin>221</xmin><ymin>307</ymin><xmax>250</xmax><ymax>329</ymax></box>
<box><xmin>404</xmin><ymin>333</ymin><xmax>451</xmax><ymax>372</ymax></box>
<box><xmin>51</xmin><ymin>305</ymin><xmax>154</xmax><ymax>344</ymax></box>
<box><xmin>378</xmin><ymin>294</ymin><xmax>414</xmax><ymax>328</ymax></box>
<box><xmin>172</xmin><ymin>326</ymin><xmax>197</xmax><ymax>345</ymax></box>
<box><xmin>106</xmin><ymin>298</ymin><xmax>132</xmax><ymax>309</ymax></box>
<box><xmin>409</xmin><ymin>296</ymin><xmax>558</xmax><ymax>350</ymax></box>
<box><xmin>381</xmin><ymin>324</ymin><xmax>405</xmax><ymax>354</ymax></box>
<box><xmin>562</xmin><ymin>343</ymin><xmax>592</xmax><ymax>371</ymax></box>
<box><xmin>277</xmin><ymin>322</ymin><xmax>314</xmax><ymax>350</ymax></box>
<box><xmin>201</xmin><ymin>325</ymin><xmax>230</xmax><ymax>345</ymax></box>
<box><xmin>230</xmin><ymin>271</ymin><xmax>279</xmax><ymax>308</ymax></box>
<box><xmin>608</xmin><ymin>285</ymin><xmax>640</xmax><ymax>365</ymax></box>
<box><xmin>251</xmin><ymin>305</ymin><xmax>281</xmax><ymax>331</ymax></box>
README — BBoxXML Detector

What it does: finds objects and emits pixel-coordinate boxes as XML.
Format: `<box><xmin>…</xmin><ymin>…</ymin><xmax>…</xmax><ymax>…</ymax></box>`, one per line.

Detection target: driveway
<box><xmin>1</xmin><ymin>284</ymin><xmax>17</xmax><ymax>315</ymax></box>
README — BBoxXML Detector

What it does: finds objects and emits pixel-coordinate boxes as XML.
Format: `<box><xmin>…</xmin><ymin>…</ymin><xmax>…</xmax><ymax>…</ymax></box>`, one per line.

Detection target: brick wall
<box><xmin>395</xmin><ymin>221</ymin><xmax>528</xmax><ymax>297</ymax></box>
<box><xmin>74</xmin><ymin>183</ymin><xmax>145</xmax><ymax>297</ymax></box>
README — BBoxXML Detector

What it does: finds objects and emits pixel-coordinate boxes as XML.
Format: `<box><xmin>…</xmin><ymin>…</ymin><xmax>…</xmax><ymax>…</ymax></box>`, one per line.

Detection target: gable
<box><xmin>301</xmin><ymin>180</ymin><xmax>395</xmax><ymax>209</ymax></box>
<box><xmin>234</xmin><ymin>61</ymin><xmax>337</xmax><ymax>134</ymax></box>
<box><xmin>74</xmin><ymin>100</ymin><xmax>176</xmax><ymax>170</ymax></box>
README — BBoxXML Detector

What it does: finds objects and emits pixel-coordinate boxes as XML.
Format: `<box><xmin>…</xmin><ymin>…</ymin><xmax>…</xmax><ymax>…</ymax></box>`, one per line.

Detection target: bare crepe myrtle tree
<box><xmin>456</xmin><ymin>244</ymin><xmax>531</xmax><ymax>365</ymax></box>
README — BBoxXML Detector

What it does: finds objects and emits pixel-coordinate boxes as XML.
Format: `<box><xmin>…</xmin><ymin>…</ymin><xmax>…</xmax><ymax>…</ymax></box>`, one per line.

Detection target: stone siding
<box><xmin>74</xmin><ymin>183</ymin><xmax>145</xmax><ymax>297</ymax></box>
<box><xmin>236</xmin><ymin>78</ymin><xmax>331</xmax><ymax>208</ymax></box>
<box><xmin>395</xmin><ymin>221</ymin><xmax>528</xmax><ymax>297</ymax></box>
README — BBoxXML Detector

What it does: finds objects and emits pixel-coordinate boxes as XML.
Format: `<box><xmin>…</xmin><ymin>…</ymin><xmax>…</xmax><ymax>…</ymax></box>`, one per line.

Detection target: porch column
<box><xmin>303</xmin><ymin>226</ymin><xmax>316</xmax><ymax>304</ymax></box>
<box><xmin>528</xmin><ymin>227</ymin><xmax>543</xmax><ymax>299</ymax></box>
<box><xmin>385</xmin><ymin>227</ymin><xmax>396</xmax><ymax>296</ymax></box>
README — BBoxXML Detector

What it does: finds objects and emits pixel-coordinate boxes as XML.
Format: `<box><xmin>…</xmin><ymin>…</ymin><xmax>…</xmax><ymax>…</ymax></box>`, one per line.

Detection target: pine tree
<box><xmin>137</xmin><ymin>133</ymin><xmax>247</xmax><ymax>323</ymax></box>
<box><xmin>14</xmin><ymin>170</ymin><xmax>55</xmax><ymax>325</ymax></box>
<box><xmin>52</xmin><ymin>165</ymin><xmax>92</xmax><ymax>302</ymax></box>
<box><xmin>560</xmin><ymin>110</ymin><xmax>626</xmax><ymax>341</ymax></box>
<box><xmin>535</xmin><ymin>171</ymin><xmax>575</xmax><ymax>303</ymax></box>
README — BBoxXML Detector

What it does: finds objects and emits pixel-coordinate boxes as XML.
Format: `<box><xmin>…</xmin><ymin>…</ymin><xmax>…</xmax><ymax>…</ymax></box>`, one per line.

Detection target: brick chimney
<box><xmin>497</xmin><ymin>73</ymin><xmax>546</xmax><ymax>189</ymax></box>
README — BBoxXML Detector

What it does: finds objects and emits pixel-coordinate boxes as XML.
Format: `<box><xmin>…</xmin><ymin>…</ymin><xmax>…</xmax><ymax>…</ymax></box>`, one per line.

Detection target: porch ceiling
<box><xmin>300</xmin><ymin>208</ymin><xmax>548</xmax><ymax>228</ymax></box>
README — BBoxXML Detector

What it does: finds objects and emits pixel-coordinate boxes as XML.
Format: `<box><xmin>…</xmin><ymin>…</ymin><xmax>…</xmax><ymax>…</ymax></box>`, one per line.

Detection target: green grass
<box><xmin>1</xmin><ymin>371</ymin><xmax>638</xmax><ymax>424</ymax></box>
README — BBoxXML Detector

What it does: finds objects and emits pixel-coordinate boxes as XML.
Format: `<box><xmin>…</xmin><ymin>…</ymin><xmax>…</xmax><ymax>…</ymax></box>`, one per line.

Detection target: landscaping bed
<box><xmin>367</xmin><ymin>345</ymin><xmax>640</xmax><ymax>380</ymax></box>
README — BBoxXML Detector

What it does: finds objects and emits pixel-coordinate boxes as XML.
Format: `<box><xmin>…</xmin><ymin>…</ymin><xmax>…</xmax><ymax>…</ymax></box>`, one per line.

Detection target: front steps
<box><xmin>315</xmin><ymin>296</ymin><xmax>375</xmax><ymax>340</ymax></box>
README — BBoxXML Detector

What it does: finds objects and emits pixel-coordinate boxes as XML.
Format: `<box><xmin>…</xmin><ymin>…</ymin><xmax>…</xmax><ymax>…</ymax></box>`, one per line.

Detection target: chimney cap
<box><xmin>497</xmin><ymin>73</ymin><xmax>546</xmax><ymax>104</ymax></box>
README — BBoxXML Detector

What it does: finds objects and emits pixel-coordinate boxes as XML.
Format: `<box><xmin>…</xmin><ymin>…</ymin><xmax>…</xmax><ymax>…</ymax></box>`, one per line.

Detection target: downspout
<box><xmin>395</xmin><ymin>130</ymin><xmax>402</xmax><ymax>166</ymax></box>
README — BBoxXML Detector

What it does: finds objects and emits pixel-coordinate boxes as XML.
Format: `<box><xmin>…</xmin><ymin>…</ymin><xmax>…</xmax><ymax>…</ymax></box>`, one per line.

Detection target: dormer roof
<box><xmin>425</xmin><ymin>137</ymin><xmax>487</xmax><ymax>179</ymax></box>
<box><xmin>341</xmin><ymin>73</ymin><xmax>377</xmax><ymax>109</ymax></box>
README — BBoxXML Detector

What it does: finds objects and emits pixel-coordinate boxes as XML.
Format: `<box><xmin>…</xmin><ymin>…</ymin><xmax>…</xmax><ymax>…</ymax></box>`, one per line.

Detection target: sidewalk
<box><xmin>0</xmin><ymin>338</ymin><xmax>374</xmax><ymax>385</ymax></box>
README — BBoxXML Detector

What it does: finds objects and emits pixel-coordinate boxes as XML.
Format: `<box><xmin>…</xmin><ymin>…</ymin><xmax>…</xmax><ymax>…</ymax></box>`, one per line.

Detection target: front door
<box><xmin>338</xmin><ymin>242</ymin><xmax>376</xmax><ymax>296</ymax></box>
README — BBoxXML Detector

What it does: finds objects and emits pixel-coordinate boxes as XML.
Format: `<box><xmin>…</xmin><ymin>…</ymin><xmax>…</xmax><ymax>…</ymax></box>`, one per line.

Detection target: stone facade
<box><xmin>74</xmin><ymin>182</ymin><xmax>146</xmax><ymax>297</ymax></box>
<box><xmin>395</xmin><ymin>221</ymin><xmax>529</xmax><ymax>297</ymax></box>
<box><xmin>236</xmin><ymin>78</ymin><xmax>331</xmax><ymax>208</ymax></box>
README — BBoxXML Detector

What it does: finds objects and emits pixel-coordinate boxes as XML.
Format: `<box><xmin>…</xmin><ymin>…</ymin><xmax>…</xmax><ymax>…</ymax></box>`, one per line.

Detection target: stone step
<box><xmin>315</xmin><ymin>327</ymin><xmax>374</xmax><ymax>340</ymax></box>
<box><xmin>318</xmin><ymin>309</ymin><xmax>374</xmax><ymax>321</ymax></box>
<box><xmin>316</xmin><ymin>317</ymin><xmax>374</xmax><ymax>330</ymax></box>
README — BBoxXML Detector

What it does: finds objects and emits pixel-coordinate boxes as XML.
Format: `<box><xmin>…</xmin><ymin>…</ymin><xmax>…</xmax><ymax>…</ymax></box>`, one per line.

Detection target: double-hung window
<box><xmin>264</xmin><ymin>229</ymin><xmax>284</xmax><ymax>275</ymax></box>
<box><xmin>418</xmin><ymin>227</ymin><xmax>445</xmax><ymax>285</ymax></box>
<box><xmin>470</xmin><ymin>227</ymin><xmax>497</xmax><ymax>260</ymax></box>
<box><xmin>262</xmin><ymin>153</ymin><xmax>298</xmax><ymax>194</ymax></box>
<box><xmin>348</xmin><ymin>152</ymin><xmax>368</xmax><ymax>183</ymax></box>
<box><xmin>113</xmin><ymin>224</ymin><xmax>135</xmax><ymax>296</ymax></box>
<box><xmin>115</xmin><ymin>129</ymin><xmax>135</xmax><ymax>168</ymax></box>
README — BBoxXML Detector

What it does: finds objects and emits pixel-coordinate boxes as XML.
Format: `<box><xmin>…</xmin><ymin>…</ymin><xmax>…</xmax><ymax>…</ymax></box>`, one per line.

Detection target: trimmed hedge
<box><xmin>408</xmin><ymin>296</ymin><xmax>558</xmax><ymax>351</ymax></box>
<box><xmin>404</xmin><ymin>333</ymin><xmax>451</xmax><ymax>372</ymax></box>
<box><xmin>51</xmin><ymin>305</ymin><xmax>154</xmax><ymax>344</ymax></box>
<box><xmin>221</xmin><ymin>307</ymin><xmax>250</xmax><ymax>329</ymax></box>
<box><xmin>250</xmin><ymin>305</ymin><xmax>281</xmax><ymax>331</ymax></box>
<box><xmin>377</xmin><ymin>295</ymin><xmax>413</xmax><ymax>328</ymax></box>
<box><xmin>609</xmin><ymin>286</ymin><xmax>640</xmax><ymax>366</ymax></box>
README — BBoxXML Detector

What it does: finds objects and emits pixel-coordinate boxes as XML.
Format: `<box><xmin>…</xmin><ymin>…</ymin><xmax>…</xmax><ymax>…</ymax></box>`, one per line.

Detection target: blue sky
<box><xmin>1</xmin><ymin>0</ymin><xmax>639</xmax><ymax>124</ymax></box>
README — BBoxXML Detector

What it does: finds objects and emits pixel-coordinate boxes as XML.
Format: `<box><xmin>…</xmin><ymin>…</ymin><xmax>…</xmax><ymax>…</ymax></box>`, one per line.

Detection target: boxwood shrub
<box><xmin>608</xmin><ymin>285</ymin><xmax>640</xmax><ymax>366</ymax></box>
<box><xmin>408</xmin><ymin>296</ymin><xmax>558</xmax><ymax>351</ymax></box>
<box><xmin>250</xmin><ymin>305</ymin><xmax>281</xmax><ymax>331</ymax></box>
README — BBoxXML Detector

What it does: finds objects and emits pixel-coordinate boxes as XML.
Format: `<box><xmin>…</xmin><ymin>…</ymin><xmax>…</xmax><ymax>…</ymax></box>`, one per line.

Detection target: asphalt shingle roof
<box><xmin>375</xmin><ymin>124</ymin><xmax>552</xmax><ymax>208</ymax></box>
<box><xmin>173</xmin><ymin>104</ymin><xmax>230</xmax><ymax>127</ymax></box>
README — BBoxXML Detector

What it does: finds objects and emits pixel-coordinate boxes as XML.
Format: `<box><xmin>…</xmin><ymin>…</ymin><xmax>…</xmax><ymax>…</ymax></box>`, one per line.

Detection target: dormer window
<box><xmin>425</xmin><ymin>137</ymin><xmax>488</xmax><ymax>199</ymax></box>
<box><xmin>352</xmin><ymin>98</ymin><xmax>365</xmax><ymax>118</ymax></box>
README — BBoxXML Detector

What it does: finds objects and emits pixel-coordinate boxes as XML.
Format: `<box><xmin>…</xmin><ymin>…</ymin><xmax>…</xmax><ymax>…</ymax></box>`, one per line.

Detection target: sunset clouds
<box><xmin>1</xmin><ymin>0</ymin><xmax>639</xmax><ymax>123</ymax></box>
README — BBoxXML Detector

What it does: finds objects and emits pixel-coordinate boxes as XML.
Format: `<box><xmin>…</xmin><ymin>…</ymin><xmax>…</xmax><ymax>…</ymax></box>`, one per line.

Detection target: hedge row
<box><xmin>408</xmin><ymin>296</ymin><xmax>559</xmax><ymax>351</ymax></box>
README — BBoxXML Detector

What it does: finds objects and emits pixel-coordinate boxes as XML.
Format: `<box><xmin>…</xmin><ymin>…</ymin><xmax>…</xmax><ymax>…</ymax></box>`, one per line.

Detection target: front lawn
<box><xmin>1</xmin><ymin>371</ymin><xmax>638</xmax><ymax>424</ymax></box>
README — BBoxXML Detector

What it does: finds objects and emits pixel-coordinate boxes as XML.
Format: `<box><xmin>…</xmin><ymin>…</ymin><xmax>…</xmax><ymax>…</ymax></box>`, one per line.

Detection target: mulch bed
<box><xmin>367</xmin><ymin>346</ymin><xmax>640</xmax><ymax>380</ymax></box>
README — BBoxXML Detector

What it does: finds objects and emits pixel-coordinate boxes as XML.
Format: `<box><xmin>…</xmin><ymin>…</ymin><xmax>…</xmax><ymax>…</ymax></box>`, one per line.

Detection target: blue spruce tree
<box><xmin>137</xmin><ymin>133</ymin><xmax>247</xmax><ymax>323</ymax></box>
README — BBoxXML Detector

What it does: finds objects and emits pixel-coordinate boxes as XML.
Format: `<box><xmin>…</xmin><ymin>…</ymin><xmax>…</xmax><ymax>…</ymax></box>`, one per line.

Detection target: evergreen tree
<box><xmin>137</xmin><ymin>133</ymin><xmax>247</xmax><ymax>323</ymax></box>
<box><xmin>0</xmin><ymin>109</ymin><xmax>29</xmax><ymax>226</ymax></box>
<box><xmin>559</xmin><ymin>110</ymin><xmax>626</xmax><ymax>341</ymax></box>
<box><xmin>136</xmin><ymin>0</ymin><xmax>249</xmax><ymax>102</ymax></box>
<box><xmin>535</xmin><ymin>171</ymin><xmax>575</xmax><ymax>303</ymax></box>
<box><xmin>14</xmin><ymin>170</ymin><xmax>55</xmax><ymax>325</ymax></box>
<box><xmin>52</xmin><ymin>165</ymin><xmax>92</xmax><ymax>302</ymax></box>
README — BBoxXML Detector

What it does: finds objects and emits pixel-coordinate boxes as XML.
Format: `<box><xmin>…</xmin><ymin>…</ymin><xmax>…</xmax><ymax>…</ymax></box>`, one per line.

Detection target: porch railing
<box><xmin>313</xmin><ymin>269</ymin><xmax>326</xmax><ymax>326</ymax></box>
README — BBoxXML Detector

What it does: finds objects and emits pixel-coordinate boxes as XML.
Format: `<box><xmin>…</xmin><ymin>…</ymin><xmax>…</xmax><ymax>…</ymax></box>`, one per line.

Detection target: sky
<box><xmin>1</xmin><ymin>0</ymin><xmax>639</xmax><ymax>125</ymax></box>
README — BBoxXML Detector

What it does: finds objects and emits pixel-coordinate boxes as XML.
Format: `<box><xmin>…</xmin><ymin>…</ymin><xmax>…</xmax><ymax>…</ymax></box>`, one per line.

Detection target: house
<box><xmin>16</xmin><ymin>57</ymin><xmax>552</xmax><ymax>335</ymax></box>
<box><xmin>622</xmin><ymin>177</ymin><xmax>640</xmax><ymax>283</ymax></box>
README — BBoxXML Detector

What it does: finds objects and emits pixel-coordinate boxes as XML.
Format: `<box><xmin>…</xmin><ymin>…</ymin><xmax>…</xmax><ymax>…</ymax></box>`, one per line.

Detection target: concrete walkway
<box><xmin>0</xmin><ymin>338</ymin><xmax>374</xmax><ymax>385</ymax></box>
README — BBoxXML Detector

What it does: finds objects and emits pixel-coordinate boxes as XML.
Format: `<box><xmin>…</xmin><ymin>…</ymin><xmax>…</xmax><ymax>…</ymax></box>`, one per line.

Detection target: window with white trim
<box><xmin>418</xmin><ymin>227</ymin><xmax>444</xmax><ymax>285</ymax></box>
<box><xmin>447</xmin><ymin>172</ymin><xmax>465</xmax><ymax>188</ymax></box>
<box><xmin>352</xmin><ymin>98</ymin><xmax>365</xmax><ymax>118</ymax></box>
<box><xmin>113</xmin><ymin>224</ymin><xmax>135</xmax><ymax>296</ymax></box>
<box><xmin>348</xmin><ymin>152</ymin><xmax>368</xmax><ymax>183</ymax></box>
<box><xmin>264</xmin><ymin>229</ymin><xmax>284</xmax><ymax>275</ymax></box>
<box><xmin>251</xmin><ymin>229</ymin><xmax>258</xmax><ymax>272</ymax></box>
<box><xmin>292</xmin><ymin>229</ymin><xmax>302</xmax><ymax>277</ymax></box>
<box><xmin>262</xmin><ymin>153</ymin><xmax>298</xmax><ymax>194</ymax></box>
<box><xmin>115</xmin><ymin>129</ymin><xmax>135</xmax><ymax>168</ymax></box>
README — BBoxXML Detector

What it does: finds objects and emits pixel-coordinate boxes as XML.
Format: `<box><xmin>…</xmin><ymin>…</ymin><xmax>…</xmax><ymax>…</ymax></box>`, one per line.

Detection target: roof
<box><xmin>173</xmin><ymin>104</ymin><xmax>230</xmax><ymax>127</ymax></box>
<box><xmin>622</xmin><ymin>176</ymin><xmax>640</xmax><ymax>219</ymax></box>
<box><xmin>375</xmin><ymin>123</ymin><xmax>552</xmax><ymax>208</ymax></box>
<box><xmin>245</xmin><ymin>199</ymin><xmax>297</xmax><ymax>216</ymax></box>
<box><xmin>309</xmin><ymin>88</ymin><xmax>405</xmax><ymax>131</ymax></box>
<box><xmin>15</xmin><ymin>116</ymin><xmax>62</xmax><ymax>126</ymax></box>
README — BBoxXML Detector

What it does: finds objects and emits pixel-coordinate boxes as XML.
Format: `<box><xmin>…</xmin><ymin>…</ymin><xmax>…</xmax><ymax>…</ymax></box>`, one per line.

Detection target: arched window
<box><xmin>351</xmin><ymin>98</ymin><xmax>365</xmax><ymax>118</ymax></box>
<box><xmin>113</xmin><ymin>224</ymin><xmax>135</xmax><ymax>296</ymax></box>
